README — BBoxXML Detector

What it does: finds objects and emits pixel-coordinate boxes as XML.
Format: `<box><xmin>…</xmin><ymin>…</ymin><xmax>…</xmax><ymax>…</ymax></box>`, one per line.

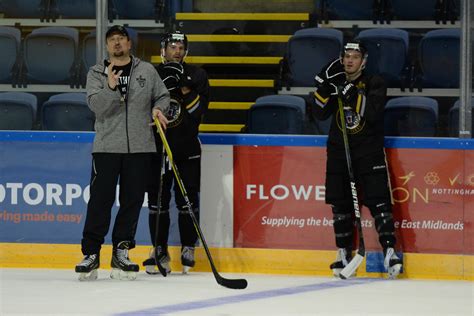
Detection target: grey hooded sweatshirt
<box><xmin>86</xmin><ymin>56</ymin><xmax>169</xmax><ymax>153</ymax></box>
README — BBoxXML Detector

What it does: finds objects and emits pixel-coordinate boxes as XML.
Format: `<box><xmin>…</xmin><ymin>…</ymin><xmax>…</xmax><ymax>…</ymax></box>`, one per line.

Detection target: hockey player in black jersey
<box><xmin>144</xmin><ymin>31</ymin><xmax>210</xmax><ymax>276</ymax></box>
<box><xmin>311</xmin><ymin>40</ymin><xmax>402</xmax><ymax>279</ymax></box>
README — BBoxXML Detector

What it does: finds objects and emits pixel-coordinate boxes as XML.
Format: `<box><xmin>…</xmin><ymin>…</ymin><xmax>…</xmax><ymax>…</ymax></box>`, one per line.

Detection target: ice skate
<box><xmin>384</xmin><ymin>247</ymin><xmax>402</xmax><ymax>279</ymax></box>
<box><xmin>75</xmin><ymin>254</ymin><xmax>99</xmax><ymax>281</ymax></box>
<box><xmin>329</xmin><ymin>248</ymin><xmax>355</xmax><ymax>278</ymax></box>
<box><xmin>143</xmin><ymin>246</ymin><xmax>171</xmax><ymax>276</ymax></box>
<box><xmin>110</xmin><ymin>241</ymin><xmax>139</xmax><ymax>280</ymax></box>
<box><xmin>181</xmin><ymin>246</ymin><xmax>195</xmax><ymax>274</ymax></box>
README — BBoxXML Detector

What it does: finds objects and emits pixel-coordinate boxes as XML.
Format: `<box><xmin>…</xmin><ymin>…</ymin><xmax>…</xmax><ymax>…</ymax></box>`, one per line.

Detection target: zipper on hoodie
<box><xmin>124</xmin><ymin>58</ymin><xmax>135</xmax><ymax>153</ymax></box>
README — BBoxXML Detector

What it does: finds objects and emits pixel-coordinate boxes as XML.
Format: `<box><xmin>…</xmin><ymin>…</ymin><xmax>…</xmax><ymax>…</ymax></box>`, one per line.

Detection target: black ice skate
<box><xmin>142</xmin><ymin>246</ymin><xmax>171</xmax><ymax>276</ymax></box>
<box><xmin>110</xmin><ymin>241</ymin><xmax>139</xmax><ymax>280</ymax></box>
<box><xmin>384</xmin><ymin>247</ymin><xmax>403</xmax><ymax>279</ymax></box>
<box><xmin>329</xmin><ymin>248</ymin><xmax>354</xmax><ymax>278</ymax></box>
<box><xmin>75</xmin><ymin>254</ymin><xmax>100</xmax><ymax>281</ymax></box>
<box><xmin>181</xmin><ymin>246</ymin><xmax>195</xmax><ymax>274</ymax></box>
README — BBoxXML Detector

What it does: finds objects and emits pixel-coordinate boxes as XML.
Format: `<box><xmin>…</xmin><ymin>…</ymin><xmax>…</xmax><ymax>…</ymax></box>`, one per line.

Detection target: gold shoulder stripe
<box><xmin>186</xmin><ymin>95</ymin><xmax>200</xmax><ymax>110</ymax></box>
<box><xmin>314</xmin><ymin>92</ymin><xmax>329</xmax><ymax>104</ymax></box>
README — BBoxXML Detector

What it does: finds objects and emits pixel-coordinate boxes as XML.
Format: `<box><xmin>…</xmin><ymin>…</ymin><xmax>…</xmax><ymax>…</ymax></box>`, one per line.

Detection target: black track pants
<box><xmin>81</xmin><ymin>153</ymin><xmax>151</xmax><ymax>255</ymax></box>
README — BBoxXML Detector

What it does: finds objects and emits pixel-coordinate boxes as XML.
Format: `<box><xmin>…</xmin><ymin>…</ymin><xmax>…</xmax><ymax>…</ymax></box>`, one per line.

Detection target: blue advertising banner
<box><xmin>0</xmin><ymin>131</ymin><xmax>180</xmax><ymax>245</ymax></box>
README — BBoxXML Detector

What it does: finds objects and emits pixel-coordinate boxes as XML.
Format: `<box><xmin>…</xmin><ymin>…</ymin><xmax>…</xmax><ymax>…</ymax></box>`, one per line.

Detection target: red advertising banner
<box><xmin>234</xmin><ymin>146</ymin><xmax>473</xmax><ymax>255</ymax></box>
<box><xmin>464</xmin><ymin>150</ymin><xmax>474</xmax><ymax>254</ymax></box>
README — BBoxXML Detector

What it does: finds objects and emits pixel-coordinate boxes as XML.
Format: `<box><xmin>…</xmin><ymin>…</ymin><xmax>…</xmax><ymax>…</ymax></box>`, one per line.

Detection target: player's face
<box><xmin>343</xmin><ymin>50</ymin><xmax>364</xmax><ymax>75</ymax></box>
<box><xmin>106</xmin><ymin>34</ymin><xmax>131</xmax><ymax>58</ymax></box>
<box><xmin>164</xmin><ymin>42</ymin><xmax>186</xmax><ymax>62</ymax></box>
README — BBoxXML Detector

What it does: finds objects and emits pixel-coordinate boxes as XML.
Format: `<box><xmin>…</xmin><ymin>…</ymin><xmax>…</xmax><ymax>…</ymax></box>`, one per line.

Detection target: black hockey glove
<box><xmin>321</xmin><ymin>57</ymin><xmax>346</xmax><ymax>86</ymax></box>
<box><xmin>180</xmin><ymin>71</ymin><xmax>194</xmax><ymax>88</ymax></box>
<box><xmin>339</xmin><ymin>81</ymin><xmax>358</xmax><ymax>104</ymax></box>
<box><xmin>159</xmin><ymin>61</ymin><xmax>184</xmax><ymax>92</ymax></box>
<box><xmin>314</xmin><ymin>79</ymin><xmax>334</xmax><ymax>100</ymax></box>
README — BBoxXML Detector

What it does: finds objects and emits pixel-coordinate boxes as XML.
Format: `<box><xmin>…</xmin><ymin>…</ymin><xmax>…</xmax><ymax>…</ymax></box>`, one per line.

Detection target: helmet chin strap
<box><xmin>160</xmin><ymin>48</ymin><xmax>188</xmax><ymax>64</ymax></box>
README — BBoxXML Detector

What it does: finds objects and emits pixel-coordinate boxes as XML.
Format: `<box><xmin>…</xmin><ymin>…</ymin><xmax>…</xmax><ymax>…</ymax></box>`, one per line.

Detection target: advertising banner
<box><xmin>234</xmin><ymin>146</ymin><xmax>473</xmax><ymax>255</ymax></box>
<box><xmin>0</xmin><ymin>134</ymin><xmax>180</xmax><ymax>245</ymax></box>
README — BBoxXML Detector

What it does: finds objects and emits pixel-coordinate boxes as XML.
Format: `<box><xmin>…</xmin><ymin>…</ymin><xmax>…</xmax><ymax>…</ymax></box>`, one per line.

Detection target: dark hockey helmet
<box><xmin>160</xmin><ymin>31</ymin><xmax>188</xmax><ymax>51</ymax></box>
<box><xmin>341</xmin><ymin>40</ymin><xmax>368</xmax><ymax>59</ymax></box>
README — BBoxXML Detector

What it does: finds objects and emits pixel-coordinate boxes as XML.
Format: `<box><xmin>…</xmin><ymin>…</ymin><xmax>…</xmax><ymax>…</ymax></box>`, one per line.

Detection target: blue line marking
<box><xmin>116</xmin><ymin>278</ymin><xmax>382</xmax><ymax>316</ymax></box>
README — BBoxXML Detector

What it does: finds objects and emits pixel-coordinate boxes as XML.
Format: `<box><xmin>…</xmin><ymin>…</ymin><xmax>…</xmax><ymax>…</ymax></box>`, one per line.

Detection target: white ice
<box><xmin>1</xmin><ymin>268</ymin><xmax>473</xmax><ymax>315</ymax></box>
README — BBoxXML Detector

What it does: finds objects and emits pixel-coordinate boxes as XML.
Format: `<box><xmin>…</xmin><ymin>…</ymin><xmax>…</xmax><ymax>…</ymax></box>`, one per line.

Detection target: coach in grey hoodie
<box><xmin>75</xmin><ymin>25</ymin><xmax>170</xmax><ymax>281</ymax></box>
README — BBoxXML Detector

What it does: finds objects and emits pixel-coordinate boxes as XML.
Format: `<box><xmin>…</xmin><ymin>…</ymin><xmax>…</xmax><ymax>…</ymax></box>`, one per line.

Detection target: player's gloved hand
<box><xmin>180</xmin><ymin>71</ymin><xmax>193</xmax><ymax>89</ymax></box>
<box><xmin>339</xmin><ymin>81</ymin><xmax>358</xmax><ymax>104</ymax></box>
<box><xmin>160</xmin><ymin>61</ymin><xmax>184</xmax><ymax>91</ymax></box>
<box><xmin>314</xmin><ymin>78</ymin><xmax>334</xmax><ymax>100</ymax></box>
<box><xmin>321</xmin><ymin>57</ymin><xmax>346</xmax><ymax>87</ymax></box>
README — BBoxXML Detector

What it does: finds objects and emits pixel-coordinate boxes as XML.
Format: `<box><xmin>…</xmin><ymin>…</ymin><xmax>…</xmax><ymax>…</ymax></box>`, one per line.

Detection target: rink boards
<box><xmin>0</xmin><ymin>132</ymin><xmax>473</xmax><ymax>280</ymax></box>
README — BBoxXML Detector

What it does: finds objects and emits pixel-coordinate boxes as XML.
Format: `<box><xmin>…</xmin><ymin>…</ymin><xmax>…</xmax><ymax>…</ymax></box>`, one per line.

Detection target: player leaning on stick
<box><xmin>311</xmin><ymin>40</ymin><xmax>402</xmax><ymax>279</ymax></box>
<box><xmin>143</xmin><ymin>31</ymin><xmax>210</xmax><ymax>275</ymax></box>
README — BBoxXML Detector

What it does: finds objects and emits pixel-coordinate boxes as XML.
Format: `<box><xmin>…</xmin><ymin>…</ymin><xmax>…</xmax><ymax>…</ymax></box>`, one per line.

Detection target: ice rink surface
<box><xmin>1</xmin><ymin>268</ymin><xmax>473</xmax><ymax>315</ymax></box>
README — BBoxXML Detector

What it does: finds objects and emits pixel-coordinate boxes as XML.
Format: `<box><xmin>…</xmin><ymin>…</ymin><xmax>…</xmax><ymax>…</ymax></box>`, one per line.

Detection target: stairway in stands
<box><xmin>151</xmin><ymin>6</ymin><xmax>316</xmax><ymax>133</ymax></box>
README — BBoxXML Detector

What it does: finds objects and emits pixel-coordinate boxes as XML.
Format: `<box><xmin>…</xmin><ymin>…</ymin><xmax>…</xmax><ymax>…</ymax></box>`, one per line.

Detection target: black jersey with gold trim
<box><xmin>155</xmin><ymin>63</ymin><xmax>209</xmax><ymax>160</ymax></box>
<box><xmin>311</xmin><ymin>73</ymin><xmax>387</xmax><ymax>159</ymax></box>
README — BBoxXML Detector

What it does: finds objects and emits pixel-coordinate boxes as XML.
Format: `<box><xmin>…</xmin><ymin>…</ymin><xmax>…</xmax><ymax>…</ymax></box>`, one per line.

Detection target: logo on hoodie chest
<box><xmin>136</xmin><ymin>75</ymin><xmax>146</xmax><ymax>88</ymax></box>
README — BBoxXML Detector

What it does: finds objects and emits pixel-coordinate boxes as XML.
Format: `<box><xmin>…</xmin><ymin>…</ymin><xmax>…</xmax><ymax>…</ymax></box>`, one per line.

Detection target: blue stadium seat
<box><xmin>82</xmin><ymin>31</ymin><xmax>96</xmax><ymax>70</ymax></box>
<box><xmin>53</xmin><ymin>0</ymin><xmax>96</xmax><ymax>18</ymax></box>
<box><xmin>0</xmin><ymin>0</ymin><xmax>46</xmax><ymax>18</ymax></box>
<box><xmin>24</xmin><ymin>26</ymin><xmax>79</xmax><ymax>84</ymax></box>
<box><xmin>287</xmin><ymin>28</ymin><xmax>343</xmax><ymax>87</ymax></box>
<box><xmin>418</xmin><ymin>29</ymin><xmax>460</xmax><ymax>88</ymax></box>
<box><xmin>324</xmin><ymin>0</ymin><xmax>373</xmax><ymax>20</ymax></box>
<box><xmin>356</xmin><ymin>28</ymin><xmax>409</xmax><ymax>87</ymax></box>
<box><xmin>41</xmin><ymin>93</ymin><xmax>94</xmax><ymax>131</ymax></box>
<box><xmin>384</xmin><ymin>96</ymin><xmax>438</xmax><ymax>137</ymax></box>
<box><xmin>247</xmin><ymin>95</ymin><xmax>306</xmax><ymax>134</ymax></box>
<box><xmin>82</xmin><ymin>28</ymin><xmax>138</xmax><ymax>70</ymax></box>
<box><xmin>0</xmin><ymin>92</ymin><xmax>37</xmax><ymax>130</ymax></box>
<box><xmin>312</xmin><ymin>116</ymin><xmax>332</xmax><ymax>135</ymax></box>
<box><xmin>448</xmin><ymin>98</ymin><xmax>474</xmax><ymax>137</ymax></box>
<box><xmin>0</xmin><ymin>26</ymin><xmax>21</xmax><ymax>83</ymax></box>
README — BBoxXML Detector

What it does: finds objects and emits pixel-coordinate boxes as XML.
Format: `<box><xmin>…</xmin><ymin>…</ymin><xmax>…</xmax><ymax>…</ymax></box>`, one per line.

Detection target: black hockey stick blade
<box><xmin>216</xmin><ymin>274</ymin><xmax>248</xmax><ymax>289</ymax></box>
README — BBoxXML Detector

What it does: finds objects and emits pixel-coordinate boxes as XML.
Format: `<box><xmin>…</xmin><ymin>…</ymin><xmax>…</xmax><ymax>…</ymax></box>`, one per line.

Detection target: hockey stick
<box><xmin>153</xmin><ymin>144</ymin><xmax>169</xmax><ymax>276</ymax></box>
<box><xmin>154</xmin><ymin>118</ymin><xmax>248</xmax><ymax>289</ymax></box>
<box><xmin>336</xmin><ymin>95</ymin><xmax>366</xmax><ymax>279</ymax></box>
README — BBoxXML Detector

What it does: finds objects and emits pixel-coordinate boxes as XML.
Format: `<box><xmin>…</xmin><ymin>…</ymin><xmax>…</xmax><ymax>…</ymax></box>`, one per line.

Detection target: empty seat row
<box><xmin>0</xmin><ymin>92</ymin><xmax>94</xmax><ymax>131</ymax></box>
<box><xmin>386</xmin><ymin>97</ymin><xmax>472</xmax><ymax>137</ymax></box>
<box><xmin>0</xmin><ymin>26</ymin><xmax>81</xmax><ymax>85</ymax></box>
<box><xmin>0</xmin><ymin>25</ymin><xmax>138</xmax><ymax>86</ymax></box>
<box><xmin>283</xmin><ymin>27</ymin><xmax>460</xmax><ymax>89</ymax></box>
<box><xmin>1</xmin><ymin>92</ymin><xmax>471</xmax><ymax>137</ymax></box>
<box><xmin>319</xmin><ymin>0</ymin><xmax>459</xmax><ymax>22</ymax></box>
<box><xmin>0</xmin><ymin>0</ymin><xmax>192</xmax><ymax>19</ymax></box>
<box><xmin>246</xmin><ymin>94</ymin><xmax>473</xmax><ymax>137</ymax></box>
